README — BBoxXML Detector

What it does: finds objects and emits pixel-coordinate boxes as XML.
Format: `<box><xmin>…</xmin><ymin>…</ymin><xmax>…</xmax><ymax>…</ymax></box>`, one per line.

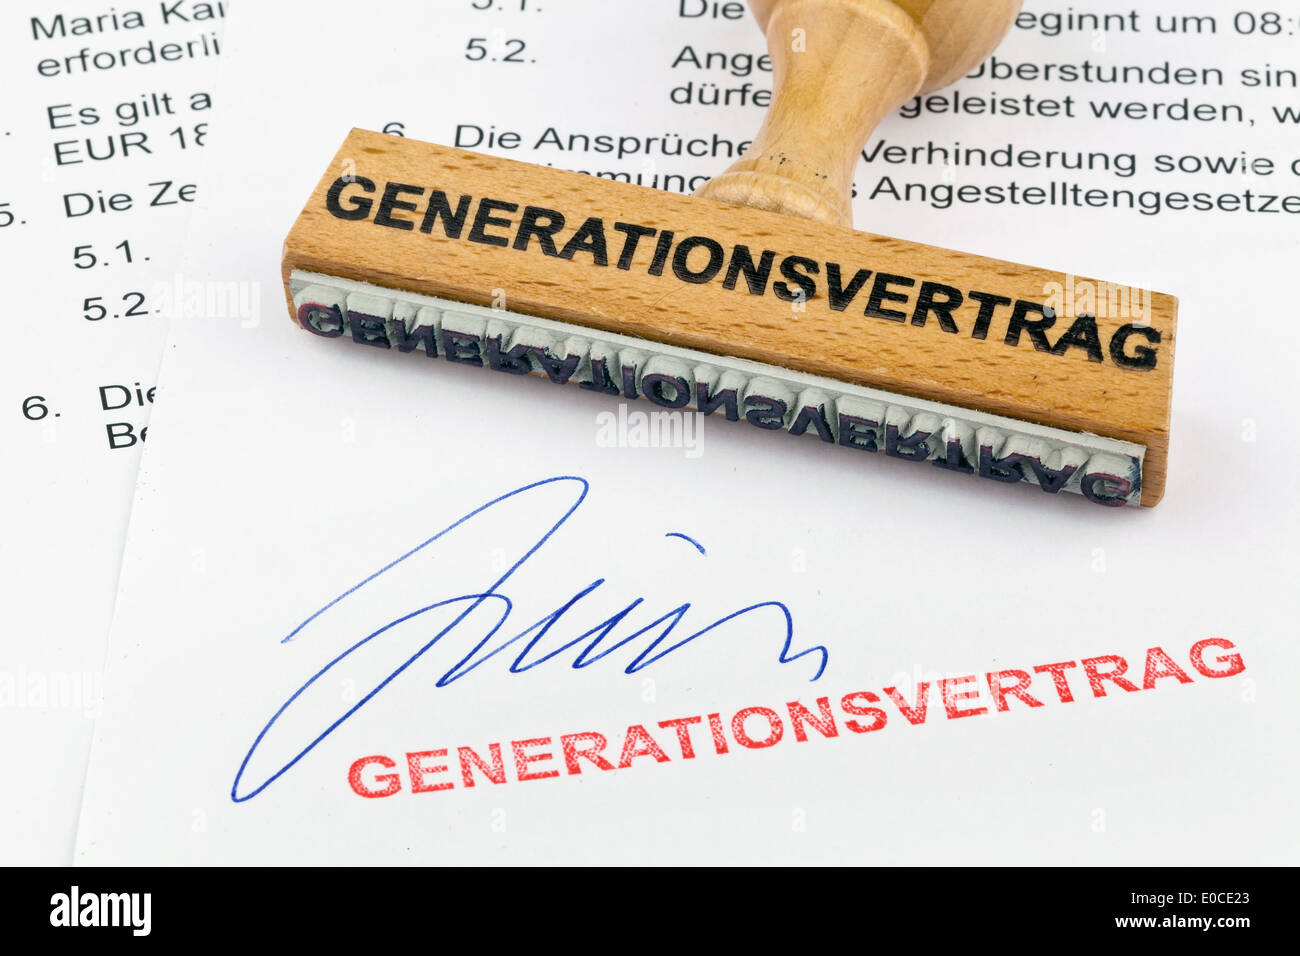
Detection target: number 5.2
<box><xmin>83</xmin><ymin>291</ymin><xmax>149</xmax><ymax>320</ymax></box>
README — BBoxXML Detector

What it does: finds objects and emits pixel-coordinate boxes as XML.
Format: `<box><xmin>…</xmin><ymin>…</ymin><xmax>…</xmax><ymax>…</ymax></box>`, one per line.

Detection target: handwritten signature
<box><xmin>231</xmin><ymin>476</ymin><xmax>828</xmax><ymax>802</ymax></box>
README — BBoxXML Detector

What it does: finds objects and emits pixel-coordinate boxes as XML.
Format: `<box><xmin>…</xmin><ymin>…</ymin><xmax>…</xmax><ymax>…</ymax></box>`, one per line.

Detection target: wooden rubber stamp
<box><xmin>282</xmin><ymin>0</ymin><xmax>1176</xmax><ymax>507</ymax></box>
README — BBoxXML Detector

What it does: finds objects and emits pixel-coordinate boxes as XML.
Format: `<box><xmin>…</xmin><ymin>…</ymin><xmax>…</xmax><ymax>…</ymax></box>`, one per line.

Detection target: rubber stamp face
<box><xmin>293</xmin><ymin>270</ymin><xmax>1144</xmax><ymax>507</ymax></box>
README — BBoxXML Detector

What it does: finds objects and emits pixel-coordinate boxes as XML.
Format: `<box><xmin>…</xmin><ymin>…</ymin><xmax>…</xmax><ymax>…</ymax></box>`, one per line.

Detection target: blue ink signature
<box><xmin>231</xmin><ymin>476</ymin><xmax>827</xmax><ymax>802</ymax></box>
<box><xmin>665</xmin><ymin>531</ymin><xmax>707</xmax><ymax>556</ymax></box>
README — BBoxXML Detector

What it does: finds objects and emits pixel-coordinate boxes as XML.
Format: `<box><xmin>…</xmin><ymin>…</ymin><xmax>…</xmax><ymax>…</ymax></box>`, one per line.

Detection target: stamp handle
<box><xmin>694</xmin><ymin>0</ymin><xmax>1022</xmax><ymax>226</ymax></box>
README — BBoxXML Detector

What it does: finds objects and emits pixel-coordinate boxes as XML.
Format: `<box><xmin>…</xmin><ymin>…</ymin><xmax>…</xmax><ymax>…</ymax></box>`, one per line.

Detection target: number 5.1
<box><xmin>73</xmin><ymin>239</ymin><xmax>135</xmax><ymax>269</ymax></box>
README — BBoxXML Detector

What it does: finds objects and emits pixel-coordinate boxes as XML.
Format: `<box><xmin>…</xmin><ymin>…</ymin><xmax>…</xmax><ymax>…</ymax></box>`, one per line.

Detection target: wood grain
<box><xmin>696</xmin><ymin>0</ymin><xmax>1024</xmax><ymax>225</ymax></box>
<box><xmin>282</xmin><ymin>129</ymin><xmax>1176</xmax><ymax>505</ymax></box>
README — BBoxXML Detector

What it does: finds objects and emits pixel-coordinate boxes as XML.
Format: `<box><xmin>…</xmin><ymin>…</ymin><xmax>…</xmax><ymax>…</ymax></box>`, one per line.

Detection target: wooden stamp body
<box><xmin>283</xmin><ymin>129</ymin><xmax>1176</xmax><ymax>506</ymax></box>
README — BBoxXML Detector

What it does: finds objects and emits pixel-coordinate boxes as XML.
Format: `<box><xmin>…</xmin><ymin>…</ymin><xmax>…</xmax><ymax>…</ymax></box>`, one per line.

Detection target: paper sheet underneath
<box><xmin>0</xmin><ymin>0</ymin><xmax>224</xmax><ymax>863</ymax></box>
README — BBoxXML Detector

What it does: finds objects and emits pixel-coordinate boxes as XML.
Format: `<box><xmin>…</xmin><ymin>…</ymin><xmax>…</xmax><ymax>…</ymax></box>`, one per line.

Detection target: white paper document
<box><xmin>0</xmin><ymin>0</ymin><xmax>225</xmax><ymax>864</ymax></box>
<box><xmin>76</xmin><ymin>0</ymin><xmax>1299</xmax><ymax>864</ymax></box>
